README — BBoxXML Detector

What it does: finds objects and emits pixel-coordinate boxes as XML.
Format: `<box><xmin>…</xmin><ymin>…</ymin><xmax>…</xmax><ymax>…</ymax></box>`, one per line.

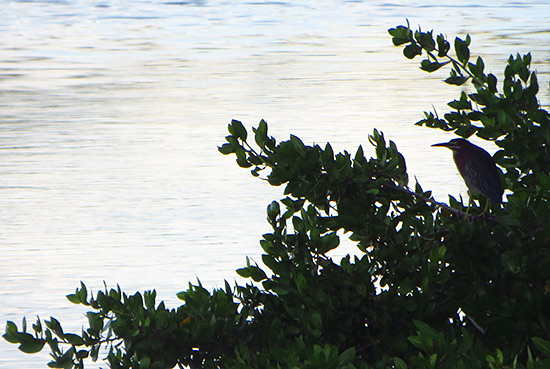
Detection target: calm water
<box><xmin>1</xmin><ymin>0</ymin><xmax>549</xmax><ymax>367</ymax></box>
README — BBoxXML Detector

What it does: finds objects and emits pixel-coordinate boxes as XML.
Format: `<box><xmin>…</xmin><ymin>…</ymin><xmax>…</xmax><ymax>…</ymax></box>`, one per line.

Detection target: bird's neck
<box><xmin>453</xmin><ymin>150</ymin><xmax>468</xmax><ymax>177</ymax></box>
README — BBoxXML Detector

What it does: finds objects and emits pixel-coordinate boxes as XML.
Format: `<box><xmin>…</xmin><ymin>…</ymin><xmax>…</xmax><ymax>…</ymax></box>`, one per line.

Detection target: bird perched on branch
<box><xmin>432</xmin><ymin>138</ymin><xmax>503</xmax><ymax>210</ymax></box>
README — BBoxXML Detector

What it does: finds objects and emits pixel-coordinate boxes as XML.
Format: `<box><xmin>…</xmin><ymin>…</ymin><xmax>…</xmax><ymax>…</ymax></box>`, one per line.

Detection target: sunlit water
<box><xmin>1</xmin><ymin>0</ymin><xmax>549</xmax><ymax>367</ymax></box>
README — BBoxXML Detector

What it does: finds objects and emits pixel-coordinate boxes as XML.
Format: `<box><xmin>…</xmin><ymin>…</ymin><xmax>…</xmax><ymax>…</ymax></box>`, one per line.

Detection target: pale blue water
<box><xmin>1</xmin><ymin>0</ymin><xmax>549</xmax><ymax>367</ymax></box>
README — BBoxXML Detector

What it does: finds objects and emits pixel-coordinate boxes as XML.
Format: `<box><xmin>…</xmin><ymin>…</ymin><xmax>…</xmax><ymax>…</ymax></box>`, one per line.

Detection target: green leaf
<box><xmin>32</xmin><ymin>317</ymin><xmax>42</xmax><ymax>335</ymax></box>
<box><xmin>249</xmin><ymin>265</ymin><xmax>267</xmax><ymax>282</ymax></box>
<box><xmin>496</xmin><ymin>215</ymin><xmax>520</xmax><ymax>226</ymax></box>
<box><xmin>404</xmin><ymin>43</ymin><xmax>422</xmax><ymax>59</ymax></box>
<box><xmin>394</xmin><ymin>357</ymin><xmax>408</xmax><ymax>369</ymax></box>
<box><xmin>444</xmin><ymin>75</ymin><xmax>468</xmax><ymax>86</ymax></box>
<box><xmin>448</xmin><ymin>92</ymin><xmax>472</xmax><ymax>110</ymax></box>
<box><xmin>469</xmin><ymin>56</ymin><xmax>485</xmax><ymax>79</ymax></box>
<box><xmin>454</xmin><ymin>37</ymin><xmax>470</xmax><ymax>65</ymax></box>
<box><xmin>290</xmin><ymin>135</ymin><xmax>306</xmax><ymax>157</ymax></box>
<box><xmin>229</xmin><ymin>119</ymin><xmax>248</xmax><ymax>140</ymax></box>
<box><xmin>86</xmin><ymin>312</ymin><xmax>104</xmax><ymax>336</ymax></box>
<box><xmin>236</xmin><ymin>267</ymin><xmax>251</xmax><ymax>278</ymax></box>
<box><xmin>46</xmin><ymin>318</ymin><xmax>64</xmax><ymax>339</ymax></box>
<box><xmin>388</xmin><ymin>26</ymin><xmax>412</xmax><ymax>46</ymax></box>
<box><xmin>144</xmin><ymin>290</ymin><xmax>156</xmax><ymax>310</ymax></box>
<box><xmin>267</xmin><ymin>201</ymin><xmax>280</xmax><ymax>221</ymax></box>
<box><xmin>487</xmin><ymin>73</ymin><xmax>498</xmax><ymax>93</ymax></box>
<box><xmin>414</xmin><ymin>320</ymin><xmax>439</xmax><ymax>340</ymax></box>
<box><xmin>18</xmin><ymin>337</ymin><xmax>45</xmax><ymax>354</ymax></box>
<box><xmin>415</xmin><ymin>30</ymin><xmax>435</xmax><ymax>51</ymax></box>
<box><xmin>420</xmin><ymin>59</ymin><xmax>447</xmax><ymax>72</ymax></box>
<box><xmin>66</xmin><ymin>294</ymin><xmax>80</xmax><ymax>304</ymax></box>
<box><xmin>532</xmin><ymin>337</ymin><xmax>550</xmax><ymax>356</ymax></box>
<box><xmin>339</xmin><ymin>347</ymin><xmax>356</xmax><ymax>364</ymax></box>
<box><xmin>261</xmin><ymin>253</ymin><xmax>278</xmax><ymax>272</ymax></box>
<box><xmin>408</xmin><ymin>335</ymin><xmax>422</xmax><ymax>349</ymax></box>
<box><xmin>3</xmin><ymin>321</ymin><xmax>20</xmax><ymax>344</ymax></box>
<box><xmin>139</xmin><ymin>357</ymin><xmax>151</xmax><ymax>369</ymax></box>
<box><xmin>218</xmin><ymin>143</ymin><xmax>234</xmax><ymax>155</ymax></box>
<box><xmin>436</xmin><ymin>34</ymin><xmax>450</xmax><ymax>57</ymax></box>
<box><xmin>429</xmin><ymin>353</ymin><xmax>438</xmax><ymax>367</ymax></box>
<box><xmin>253</xmin><ymin>119</ymin><xmax>268</xmax><ymax>148</ymax></box>
<box><xmin>77</xmin><ymin>282</ymin><xmax>88</xmax><ymax>304</ymax></box>
<box><xmin>64</xmin><ymin>333</ymin><xmax>85</xmax><ymax>346</ymax></box>
<box><xmin>295</xmin><ymin>273</ymin><xmax>307</xmax><ymax>292</ymax></box>
<box><xmin>320</xmin><ymin>232</ymin><xmax>340</xmax><ymax>253</ymax></box>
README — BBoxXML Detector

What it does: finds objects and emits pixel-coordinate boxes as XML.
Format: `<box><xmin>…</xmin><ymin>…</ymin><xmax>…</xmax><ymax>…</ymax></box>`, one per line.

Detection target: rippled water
<box><xmin>1</xmin><ymin>0</ymin><xmax>549</xmax><ymax>367</ymax></box>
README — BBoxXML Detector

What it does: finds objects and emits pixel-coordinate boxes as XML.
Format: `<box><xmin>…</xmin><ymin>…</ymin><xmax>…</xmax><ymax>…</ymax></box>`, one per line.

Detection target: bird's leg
<box><xmin>465</xmin><ymin>195</ymin><xmax>472</xmax><ymax>217</ymax></box>
<box><xmin>481</xmin><ymin>198</ymin><xmax>490</xmax><ymax>214</ymax></box>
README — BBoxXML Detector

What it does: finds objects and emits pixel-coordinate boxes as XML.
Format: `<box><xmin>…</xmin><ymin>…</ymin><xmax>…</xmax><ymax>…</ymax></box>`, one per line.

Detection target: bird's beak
<box><xmin>431</xmin><ymin>142</ymin><xmax>451</xmax><ymax>148</ymax></box>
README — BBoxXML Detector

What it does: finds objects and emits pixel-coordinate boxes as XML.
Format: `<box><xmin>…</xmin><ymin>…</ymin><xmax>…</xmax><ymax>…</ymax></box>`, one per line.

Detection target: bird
<box><xmin>431</xmin><ymin>138</ymin><xmax>503</xmax><ymax>210</ymax></box>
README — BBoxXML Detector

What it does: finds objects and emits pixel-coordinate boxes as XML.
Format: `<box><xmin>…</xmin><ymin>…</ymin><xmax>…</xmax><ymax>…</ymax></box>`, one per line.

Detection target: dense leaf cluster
<box><xmin>4</xmin><ymin>24</ymin><xmax>550</xmax><ymax>369</ymax></box>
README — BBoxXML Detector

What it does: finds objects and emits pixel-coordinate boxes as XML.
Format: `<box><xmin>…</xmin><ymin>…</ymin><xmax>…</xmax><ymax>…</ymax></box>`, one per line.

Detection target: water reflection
<box><xmin>1</xmin><ymin>0</ymin><xmax>549</xmax><ymax>367</ymax></box>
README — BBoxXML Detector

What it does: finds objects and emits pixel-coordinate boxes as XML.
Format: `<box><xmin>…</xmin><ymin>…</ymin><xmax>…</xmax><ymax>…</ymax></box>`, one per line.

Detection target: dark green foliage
<box><xmin>4</xmin><ymin>24</ymin><xmax>550</xmax><ymax>368</ymax></box>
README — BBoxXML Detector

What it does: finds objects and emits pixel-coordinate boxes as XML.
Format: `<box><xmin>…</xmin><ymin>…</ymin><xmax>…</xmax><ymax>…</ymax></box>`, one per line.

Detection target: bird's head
<box><xmin>431</xmin><ymin>138</ymin><xmax>471</xmax><ymax>152</ymax></box>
